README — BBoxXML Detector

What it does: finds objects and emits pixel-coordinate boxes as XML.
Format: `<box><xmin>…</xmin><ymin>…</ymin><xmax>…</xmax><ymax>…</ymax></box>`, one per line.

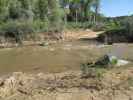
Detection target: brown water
<box><xmin>0</xmin><ymin>41</ymin><xmax>133</xmax><ymax>75</ymax></box>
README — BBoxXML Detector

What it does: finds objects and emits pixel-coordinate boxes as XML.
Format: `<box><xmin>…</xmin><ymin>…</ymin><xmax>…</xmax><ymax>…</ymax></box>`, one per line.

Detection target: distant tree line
<box><xmin>60</xmin><ymin>0</ymin><xmax>101</xmax><ymax>24</ymax></box>
<box><xmin>0</xmin><ymin>0</ymin><xmax>64</xmax><ymax>43</ymax></box>
<box><xmin>0</xmin><ymin>0</ymin><xmax>101</xmax><ymax>29</ymax></box>
<box><xmin>0</xmin><ymin>0</ymin><xmax>103</xmax><ymax>43</ymax></box>
<box><xmin>0</xmin><ymin>0</ymin><xmax>62</xmax><ymax>30</ymax></box>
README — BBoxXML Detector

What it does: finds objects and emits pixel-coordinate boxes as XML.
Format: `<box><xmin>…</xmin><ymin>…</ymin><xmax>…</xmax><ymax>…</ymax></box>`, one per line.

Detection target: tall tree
<box><xmin>8</xmin><ymin>0</ymin><xmax>22</xmax><ymax>20</ymax></box>
<box><xmin>34</xmin><ymin>0</ymin><xmax>48</xmax><ymax>20</ymax></box>
<box><xmin>19</xmin><ymin>0</ymin><xmax>33</xmax><ymax>20</ymax></box>
<box><xmin>80</xmin><ymin>0</ymin><xmax>93</xmax><ymax>21</ymax></box>
<box><xmin>0</xmin><ymin>0</ymin><xmax>9</xmax><ymax>21</ymax></box>
<box><xmin>48</xmin><ymin>0</ymin><xmax>63</xmax><ymax>32</ymax></box>
<box><xmin>92</xmin><ymin>0</ymin><xmax>100</xmax><ymax>24</ymax></box>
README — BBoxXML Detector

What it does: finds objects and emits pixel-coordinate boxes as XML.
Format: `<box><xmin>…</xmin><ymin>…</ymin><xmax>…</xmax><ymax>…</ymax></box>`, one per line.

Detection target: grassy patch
<box><xmin>80</xmin><ymin>63</ymin><xmax>106</xmax><ymax>79</ymax></box>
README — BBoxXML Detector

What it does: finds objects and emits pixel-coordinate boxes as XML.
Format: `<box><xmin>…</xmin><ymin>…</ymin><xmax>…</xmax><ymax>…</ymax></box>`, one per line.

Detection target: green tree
<box><xmin>0</xmin><ymin>0</ymin><xmax>9</xmax><ymax>22</ymax></box>
<box><xmin>48</xmin><ymin>0</ymin><xmax>63</xmax><ymax>32</ymax></box>
<box><xmin>8</xmin><ymin>0</ymin><xmax>22</xmax><ymax>20</ymax></box>
<box><xmin>92</xmin><ymin>0</ymin><xmax>100</xmax><ymax>24</ymax></box>
<box><xmin>34</xmin><ymin>0</ymin><xmax>48</xmax><ymax>20</ymax></box>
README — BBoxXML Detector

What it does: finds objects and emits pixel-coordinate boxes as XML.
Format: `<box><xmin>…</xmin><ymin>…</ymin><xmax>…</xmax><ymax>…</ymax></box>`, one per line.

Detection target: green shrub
<box><xmin>80</xmin><ymin>62</ymin><xmax>106</xmax><ymax>79</ymax></box>
<box><xmin>0</xmin><ymin>21</ymin><xmax>35</xmax><ymax>44</ymax></box>
<box><xmin>120</xmin><ymin>17</ymin><xmax>133</xmax><ymax>37</ymax></box>
<box><xmin>92</xmin><ymin>23</ymin><xmax>106</xmax><ymax>31</ymax></box>
<box><xmin>110</xmin><ymin>58</ymin><xmax>118</xmax><ymax>65</ymax></box>
<box><xmin>32</xmin><ymin>19</ymin><xmax>49</xmax><ymax>32</ymax></box>
<box><xmin>66</xmin><ymin>22</ymin><xmax>93</xmax><ymax>29</ymax></box>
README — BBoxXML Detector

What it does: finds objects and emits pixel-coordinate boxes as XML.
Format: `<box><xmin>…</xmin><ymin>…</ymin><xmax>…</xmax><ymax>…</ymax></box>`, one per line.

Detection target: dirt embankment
<box><xmin>0</xmin><ymin>67</ymin><xmax>133</xmax><ymax>100</ymax></box>
<box><xmin>62</xmin><ymin>29</ymin><xmax>102</xmax><ymax>40</ymax></box>
<box><xmin>0</xmin><ymin>29</ymin><xmax>103</xmax><ymax>48</ymax></box>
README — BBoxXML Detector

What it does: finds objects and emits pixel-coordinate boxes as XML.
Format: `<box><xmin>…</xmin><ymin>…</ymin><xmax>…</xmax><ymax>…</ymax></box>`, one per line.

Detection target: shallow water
<box><xmin>0</xmin><ymin>41</ymin><xmax>132</xmax><ymax>75</ymax></box>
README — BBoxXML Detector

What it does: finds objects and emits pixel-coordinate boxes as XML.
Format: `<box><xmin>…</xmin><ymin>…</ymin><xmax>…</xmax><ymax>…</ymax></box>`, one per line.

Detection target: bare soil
<box><xmin>62</xmin><ymin>29</ymin><xmax>103</xmax><ymax>40</ymax></box>
<box><xmin>0</xmin><ymin>66</ymin><xmax>133</xmax><ymax>100</ymax></box>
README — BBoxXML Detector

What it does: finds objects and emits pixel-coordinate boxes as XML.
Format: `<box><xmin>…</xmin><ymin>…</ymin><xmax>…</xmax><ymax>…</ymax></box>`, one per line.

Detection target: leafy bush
<box><xmin>0</xmin><ymin>21</ymin><xmax>35</xmax><ymax>44</ymax></box>
<box><xmin>92</xmin><ymin>23</ymin><xmax>106</xmax><ymax>31</ymax></box>
<box><xmin>97</xmin><ymin>28</ymin><xmax>133</xmax><ymax>44</ymax></box>
<box><xmin>81</xmin><ymin>62</ymin><xmax>106</xmax><ymax>79</ymax></box>
<box><xmin>120</xmin><ymin>17</ymin><xmax>133</xmax><ymax>36</ymax></box>
<box><xmin>66</xmin><ymin>22</ymin><xmax>93</xmax><ymax>29</ymax></box>
<box><xmin>110</xmin><ymin>58</ymin><xmax>118</xmax><ymax>65</ymax></box>
<box><xmin>32</xmin><ymin>19</ymin><xmax>49</xmax><ymax>32</ymax></box>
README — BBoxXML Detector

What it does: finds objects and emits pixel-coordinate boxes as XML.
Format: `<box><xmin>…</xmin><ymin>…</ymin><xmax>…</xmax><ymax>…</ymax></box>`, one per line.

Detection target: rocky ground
<box><xmin>0</xmin><ymin>66</ymin><xmax>133</xmax><ymax>100</ymax></box>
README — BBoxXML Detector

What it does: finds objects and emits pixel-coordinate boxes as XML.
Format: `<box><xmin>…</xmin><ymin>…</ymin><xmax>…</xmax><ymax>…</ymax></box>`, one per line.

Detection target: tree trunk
<box><xmin>64</xmin><ymin>12</ymin><xmax>67</xmax><ymax>25</ymax></box>
<box><xmin>75</xmin><ymin>10</ymin><xmax>78</xmax><ymax>24</ymax></box>
<box><xmin>93</xmin><ymin>15</ymin><xmax>96</xmax><ymax>24</ymax></box>
<box><xmin>89</xmin><ymin>14</ymin><xmax>92</xmax><ymax>24</ymax></box>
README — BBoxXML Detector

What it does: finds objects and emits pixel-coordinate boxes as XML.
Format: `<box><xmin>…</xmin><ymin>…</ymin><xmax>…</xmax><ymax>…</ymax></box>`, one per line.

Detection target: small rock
<box><xmin>116</xmin><ymin>60</ymin><xmax>129</xmax><ymax>66</ymax></box>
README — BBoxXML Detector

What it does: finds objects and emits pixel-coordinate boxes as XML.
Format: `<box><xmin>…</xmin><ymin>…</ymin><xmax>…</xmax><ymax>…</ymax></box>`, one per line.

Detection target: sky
<box><xmin>101</xmin><ymin>0</ymin><xmax>133</xmax><ymax>17</ymax></box>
